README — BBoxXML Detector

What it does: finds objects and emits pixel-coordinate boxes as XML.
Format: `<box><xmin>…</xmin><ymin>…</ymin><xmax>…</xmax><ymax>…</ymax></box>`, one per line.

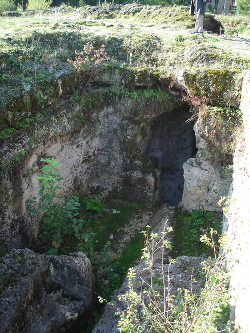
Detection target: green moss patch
<box><xmin>184</xmin><ymin>69</ymin><xmax>241</xmax><ymax>106</ymax></box>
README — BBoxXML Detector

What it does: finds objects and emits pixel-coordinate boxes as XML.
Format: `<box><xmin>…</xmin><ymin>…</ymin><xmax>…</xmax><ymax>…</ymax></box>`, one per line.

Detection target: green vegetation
<box><xmin>96</xmin><ymin>231</ymin><xmax>145</xmax><ymax>300</ymax></box>
<box><xmin>200</xmin><ymin>105</ymin><xmax>243</xmax><ymax>167</ymax></box>
<box><xmin>27</xmin><ymin>158</ymin><xmax>88</xmax><ymax>255</ymax></box>
<box><xmin>26</xmin><ymin>0</ymin><xmax>52</xmax><ymax>10</ymax></box>
<box><xmin>0</xmin><ymin>0</ymin><xmax>15</xmax><ymax>11</ymax></box>
<box><xmin>118</xmin><ymin>226</ymin><xmax>231</xmax><ymax>333</ymax></box>
<box><xmin>0</xmin><ymin>246</ymin><xmax>6</xmax><ymax>257</ymax></box>
<box><xmin>237</xmin><ymin>0</ymin><xmax>250</xmax><ymax>16</ymax></box>
<box><xmin>172</xmin><ymin>207</ymin><xmax>223</xmax><ymax>257</ymax></box>
<box><xmin>7</xmin><ymin>150</ymin><xmax>25</xmax><ymax>169</ymax></box>
<box><xmin>26</xmin><ymin>158</ymin><xmax>146</xmax><ymax>301</ymax></box>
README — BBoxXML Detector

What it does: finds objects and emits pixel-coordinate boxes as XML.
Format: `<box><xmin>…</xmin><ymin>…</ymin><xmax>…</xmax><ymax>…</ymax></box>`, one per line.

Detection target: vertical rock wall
<box><xmin>225</xmin><ymin>70</ymin><xmax>250</xmax><ymax>332</ymax></box>
<box><xmin>180</xmin><ymin>119</ymin><xmax>226</xmax><ymax>212</ymax></box>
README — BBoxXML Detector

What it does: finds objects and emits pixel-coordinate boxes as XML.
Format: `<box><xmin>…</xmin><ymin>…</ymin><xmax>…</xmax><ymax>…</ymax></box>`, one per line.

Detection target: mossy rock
<box><xmin>184</xmin><ymin>69</ymin><xmax>241</xmax><ymax>107</ymax></box>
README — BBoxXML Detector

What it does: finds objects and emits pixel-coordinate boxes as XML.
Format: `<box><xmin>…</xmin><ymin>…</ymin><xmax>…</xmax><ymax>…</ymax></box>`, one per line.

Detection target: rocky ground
<box><xmin>93</xmin><ymin>204</ymin><xmax>206</xmax><ymax>333</ymax></box>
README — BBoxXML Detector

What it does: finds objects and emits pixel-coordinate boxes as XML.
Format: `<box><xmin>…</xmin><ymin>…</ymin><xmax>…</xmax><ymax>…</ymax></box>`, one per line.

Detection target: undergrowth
<box><xmin>27</xmin><ymin>158</ymin><xmax>146</xmax><ymax>302</ymax></box>
<box><xmin>172</xmin><ymin>206</ymin><xmax>223</xmax><ymax>257</ymax></box>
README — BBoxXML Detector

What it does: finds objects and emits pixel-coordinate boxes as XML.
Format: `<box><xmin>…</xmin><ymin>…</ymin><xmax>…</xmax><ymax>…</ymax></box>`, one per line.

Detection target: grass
<box><xmin>0</xmin><ymin>5</ymin><xmax>249</xmax><ymax>130</ymax></box>
<box><xmin>79</xmin><ymin>198</ymin><xmax>147</xmax><ymax>300</ymax></box>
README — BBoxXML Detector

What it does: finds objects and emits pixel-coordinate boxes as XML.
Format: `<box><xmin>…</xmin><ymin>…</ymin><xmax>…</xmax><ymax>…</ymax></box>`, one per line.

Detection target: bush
<box><xmin>68</xmin><ymin>43</ymin><xmax>109</xmax><ymax>88</ymax></box>
<box><xmin>27</xmin><ymin>158</ymin><xmax>90</xmax><ymax>255</ymax></box>
<box><xmin>26</xmin><ymin>0</ymin><xmax>52</xmax><ymax>10</ymax></box>
<box><xmin>0</xmin><ymin>0</ymin><xmax>16</xmax><ymax>11</ymax></box>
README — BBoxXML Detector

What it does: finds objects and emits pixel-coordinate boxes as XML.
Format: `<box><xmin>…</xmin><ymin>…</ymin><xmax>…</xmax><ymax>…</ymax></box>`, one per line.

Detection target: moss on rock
<box><xmin>184</xmin><ymin>69</ymin><xmax>241</xmax><ymax>107</ymax></box>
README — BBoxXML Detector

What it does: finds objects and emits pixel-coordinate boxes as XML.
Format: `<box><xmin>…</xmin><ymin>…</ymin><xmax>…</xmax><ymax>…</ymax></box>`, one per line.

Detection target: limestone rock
<box><xmin>0</xmin><ymin>249</ymin><xmax>94</xmax><ymax>333</ymax></box>
<box><xmin>181</xmin><ymin>157</ymin><xmax>225</xmax><ymax>211</ymax></box>
<box><xmin>181</xmin><ymin>114</ymin><xmax>228</xmax><ymax>211</ymax></box>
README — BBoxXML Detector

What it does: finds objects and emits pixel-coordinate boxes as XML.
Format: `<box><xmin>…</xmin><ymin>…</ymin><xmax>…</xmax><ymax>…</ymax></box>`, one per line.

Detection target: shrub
<box><xmin>26</xmin><ymin>0</ymin><xmax>52</xmax><ymax>10</ymax></box>
<box><xmin>27</xmin><ymin>158</ymin><xmax>90</xmax><ymax>254</ymax></box>
<box><xmin>0</xmin><ymin>0</ymin><xmax>16</xmax><ymax>11</ymax></box>
<box><xmin>68</xmin><ymin>43</ymin><xmax>109</xmax><ymax>88</ymax></box>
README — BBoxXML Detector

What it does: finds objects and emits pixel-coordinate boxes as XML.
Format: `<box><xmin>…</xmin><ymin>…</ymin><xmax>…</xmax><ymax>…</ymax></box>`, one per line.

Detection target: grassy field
<box><xmin>0</xmin><ymin>5</ymin><xmax>249</xmax><ymax>88</ymax></box>
<box><xmin>0</xmin><ymin>4</ymin><xmax>249</xmax><ymax>129</ymax></box>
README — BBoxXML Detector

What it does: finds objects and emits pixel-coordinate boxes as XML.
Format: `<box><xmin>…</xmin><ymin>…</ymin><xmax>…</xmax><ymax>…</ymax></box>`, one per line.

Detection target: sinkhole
<box><xmin>144</xmin><ymin>104</ymin><xmax>197</xmax><ymax>206</ymax></box>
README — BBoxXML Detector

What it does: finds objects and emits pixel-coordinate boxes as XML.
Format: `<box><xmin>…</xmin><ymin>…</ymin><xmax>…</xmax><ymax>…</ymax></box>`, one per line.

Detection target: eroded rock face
<box><xmin>0</xmin><ymin>96</ymin><xmax>167</xmax><ymax>248</ymax></box>
<box><xmin>0</xmin><ymin>249</ymin><xmax>94</xmax><ymax>333</ymax></box>
<box><xmin>225</xmin><ymin>70</ymin><xmax>250</xmax><ymax>332</ymax></box>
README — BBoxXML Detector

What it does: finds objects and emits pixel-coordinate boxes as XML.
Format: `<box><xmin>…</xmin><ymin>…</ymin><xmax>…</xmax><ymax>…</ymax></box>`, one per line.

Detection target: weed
<box><xmin>0</xmin><ymin>246</ymin><xmax>6</xmax><ymax>257</ymax></box>
<box><xmin>0</xmin><ymin>127</ymin><xmax>16</xmax><ymax>139</ymax></box>
<box><xmin>7</xmin><ymin>151</ymin><xmax>25</xmax><ymax>170</ymax></box>
<box><xmin>95</xmin><ymin>231</ymin><xmax>145</xmax><ymax>301</ymax></box>
<box><xmin>68</xmin><ymin>43</ymin><xmax>109</xmax><ymax>88</ymax></box>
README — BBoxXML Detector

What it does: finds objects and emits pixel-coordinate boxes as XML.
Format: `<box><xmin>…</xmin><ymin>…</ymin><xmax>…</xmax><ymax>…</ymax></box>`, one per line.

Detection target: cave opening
<box><xmin>144</xmin><ymin>104</ymin><xmax>197</xmax><ymax>206</ymax></box>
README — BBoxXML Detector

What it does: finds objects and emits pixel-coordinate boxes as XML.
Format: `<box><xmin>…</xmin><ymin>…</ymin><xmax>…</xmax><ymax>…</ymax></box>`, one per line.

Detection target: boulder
<box><xmin>0</xmin><ymin>249</ymin><xmax>94</xmax><ymax>333</ymax></box>
<box><xmin>204</xmin><ymin>15</ymin><xmax>224</xmax><ymax>34</ymax></box>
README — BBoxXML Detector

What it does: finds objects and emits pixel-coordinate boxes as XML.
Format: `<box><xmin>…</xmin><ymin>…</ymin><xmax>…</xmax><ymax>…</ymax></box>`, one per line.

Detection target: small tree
<box><xmin>27</xmin><ymin>158</ymin><xmax>89</xmax><ymax>254</ymax></box>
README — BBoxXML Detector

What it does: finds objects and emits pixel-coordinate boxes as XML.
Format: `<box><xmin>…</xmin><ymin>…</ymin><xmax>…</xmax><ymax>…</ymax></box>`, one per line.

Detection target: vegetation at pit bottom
<box><xmin>172</xmin><ymin>206</ymin><xmax>223</xmax><ymax>257</ymax></box>
<box><xmin>27</xmin><ymin>158</ymin><xmax>146</xmax><ymax>303</ymax></box>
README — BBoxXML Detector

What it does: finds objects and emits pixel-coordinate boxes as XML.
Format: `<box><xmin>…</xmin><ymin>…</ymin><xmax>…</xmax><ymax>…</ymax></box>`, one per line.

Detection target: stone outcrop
<box><xmin>181</xmin><ymin>118</ymin><xmax>227</xmax><ymax>211</ymax></box>
<box><xmin>224</xmin><ymin>70</ymin><xmax>250</xmax><ymax>332</ymax></box>
<box><xmin>181</xmin><ymin>158</ymin><xmax>225</xmax><ymax>211</ymax></box>
<box><xmin>0</xmin><ymin>249</ymin><xmax>94</xmax><ymax>333</ymax></box>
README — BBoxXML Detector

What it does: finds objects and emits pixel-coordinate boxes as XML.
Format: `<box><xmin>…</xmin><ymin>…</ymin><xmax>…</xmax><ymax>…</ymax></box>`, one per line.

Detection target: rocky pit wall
<box><xmin>0</xmin><ymin>66</ymin><xmax>240</xmax><ymax>250</ymax></box>
<box><xmin>0</xmin><ymin>66</ymin><xmax>246</xmax><ymax>332</ymax></box>
<box><xmin>0</xmin><ymin>89</ymin><xmax>178</xmax><ymax>249</ymax></box>
<box><xmin>224</xmin><ymin>70</ymin><xmax>250</xmax><ymax>332</ymax></box>
<box><xmin>0</xmin><ymin>250</ymin><xmax>94</xmax><ymax>333</ymax></box>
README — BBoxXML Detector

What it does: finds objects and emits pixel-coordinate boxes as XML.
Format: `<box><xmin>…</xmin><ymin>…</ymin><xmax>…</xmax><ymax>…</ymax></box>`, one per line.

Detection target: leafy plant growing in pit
<box><xmin>27</xmin><ymin>158</ymin><xmax>91</xmax><ymax>255</ymax></box>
